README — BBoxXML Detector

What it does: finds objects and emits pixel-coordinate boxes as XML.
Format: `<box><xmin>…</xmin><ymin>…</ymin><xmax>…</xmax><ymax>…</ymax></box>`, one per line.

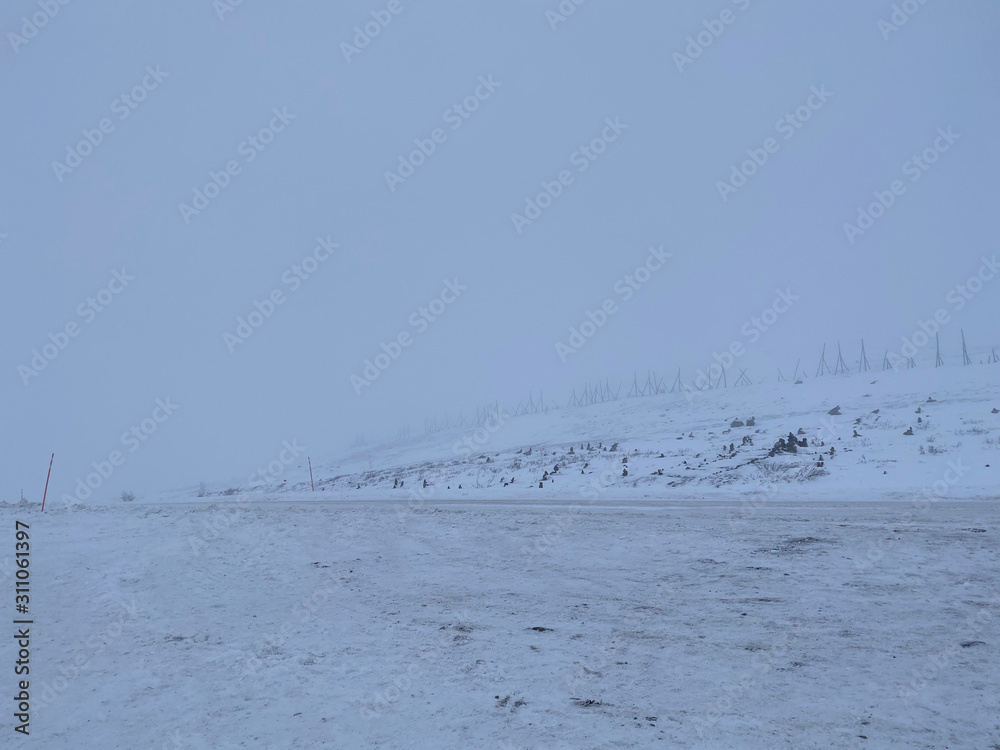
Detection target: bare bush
<box><xmin>474</xmin><ymin>468</ymin><xmax>498</xmax><ymax>489</ymax></box>
<box><xmin>755</xmin><ymin>460</ymin><xmax>827</xmax><ymax>484</ymax></box>
<box><xmin>754</xmin><ymin>460</ymin><xmax>797</xmax><ymax>483</ymax></box>
<box><xmin>958</xmin><ymin>427</ymin><xmax>988</xmax><ymax>436</ymax></box>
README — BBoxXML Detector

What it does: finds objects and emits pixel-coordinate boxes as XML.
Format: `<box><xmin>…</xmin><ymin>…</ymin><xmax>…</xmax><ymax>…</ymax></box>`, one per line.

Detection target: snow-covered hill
<box><xmin>172</xmin><ymin>364</ymin><xmax>1000</xmax><ymax>506</ymax></box>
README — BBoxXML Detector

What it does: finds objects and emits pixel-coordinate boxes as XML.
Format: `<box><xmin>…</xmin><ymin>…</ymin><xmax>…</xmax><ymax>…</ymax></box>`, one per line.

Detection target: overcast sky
<box><xmin>2</xmin><ymin>0</ymin><xmax>998</xmax><ymax>499</ymax></box>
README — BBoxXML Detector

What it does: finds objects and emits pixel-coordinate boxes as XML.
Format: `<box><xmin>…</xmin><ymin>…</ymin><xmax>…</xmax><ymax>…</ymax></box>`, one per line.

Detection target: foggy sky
<box><xmin>2</xmin><ymin>0</ymin><xmax>998</xmax><ymax>498</ymax></box>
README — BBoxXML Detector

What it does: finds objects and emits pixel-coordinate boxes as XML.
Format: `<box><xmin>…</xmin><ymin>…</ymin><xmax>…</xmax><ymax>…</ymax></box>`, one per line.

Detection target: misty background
<box><xmin>2</xmin><ymin>0</ymin><xmax>998</xmax><ymax>498</ymax></box>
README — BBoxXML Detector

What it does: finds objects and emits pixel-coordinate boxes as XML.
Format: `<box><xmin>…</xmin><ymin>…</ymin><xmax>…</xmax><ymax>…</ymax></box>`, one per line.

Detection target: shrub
<box><xmin>121</xmin><ymin>491</ymin><xmax>136</xmax><ymax>502</ymax></box>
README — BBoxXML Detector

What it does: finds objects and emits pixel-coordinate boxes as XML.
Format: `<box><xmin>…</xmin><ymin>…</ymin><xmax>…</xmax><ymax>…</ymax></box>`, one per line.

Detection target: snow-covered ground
<box><xmin>4</xmin><ymin>364</ymin><xmax>998</xmax><ymax>748</ymax></box>
<box><xmin>183</xmin><ymin>363</ymin><xmax>999</xmax><ymax>505</ymax></box>
<box><xmin>2</xmin><ymin>497</ymin><xmax>996</xmax><ymax>748</ymax></box>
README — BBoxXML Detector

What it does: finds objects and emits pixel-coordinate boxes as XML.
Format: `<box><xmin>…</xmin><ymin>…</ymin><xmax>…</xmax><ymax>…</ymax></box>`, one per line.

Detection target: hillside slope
<box><xmin>218</xmin><ymin>365</ymin><xmax>1000</xmax><ymax>504</ymax></box>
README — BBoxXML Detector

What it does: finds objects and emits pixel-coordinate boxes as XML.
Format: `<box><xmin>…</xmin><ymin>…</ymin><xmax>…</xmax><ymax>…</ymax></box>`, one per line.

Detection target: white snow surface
<box><xmin>174</xmin><ymin>364</ymin><xmax>999</xmax><ymax>505</ymax></box>
<box><xmin>3</xmin><ymin>365</ymin><xmax>998</xmax><ymax>748</ymax></box>
<box><xmin>2</xmin><ymin>498</ymin><xmax>997</xmax><ymax>748</ymax></box>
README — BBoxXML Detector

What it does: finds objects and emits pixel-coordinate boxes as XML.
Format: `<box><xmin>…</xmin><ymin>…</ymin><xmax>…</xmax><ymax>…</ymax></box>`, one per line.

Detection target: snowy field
<box><xmin>8</xmin><ymin>2</ymin><xmax>1000</xmax><ymax>747</ymax></box>
<box><xmin>208</xmin><ymin>365</ymin><xmax>1000</xmax><ymax>505</ymax></box>
<box><xmin>5</xmin><ymin>365</ymin><xmax>997</xmax><ymax>747</ymax></box>
<box><xmin>3</xmin><ymin>496</ymin><xmax>997</xmax><ymax>749</ymax></box>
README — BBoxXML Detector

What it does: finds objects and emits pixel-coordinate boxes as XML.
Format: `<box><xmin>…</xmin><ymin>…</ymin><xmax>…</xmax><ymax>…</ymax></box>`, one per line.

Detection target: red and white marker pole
<box><xmin>308</xmin><ymin>457</ymin><xmax>315</xmax><ymax>492</ymax></box>
<box><xmin>41</xmin><ymin>453</ymin><xmax>54</xmax><ymax>512</ymax></box>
